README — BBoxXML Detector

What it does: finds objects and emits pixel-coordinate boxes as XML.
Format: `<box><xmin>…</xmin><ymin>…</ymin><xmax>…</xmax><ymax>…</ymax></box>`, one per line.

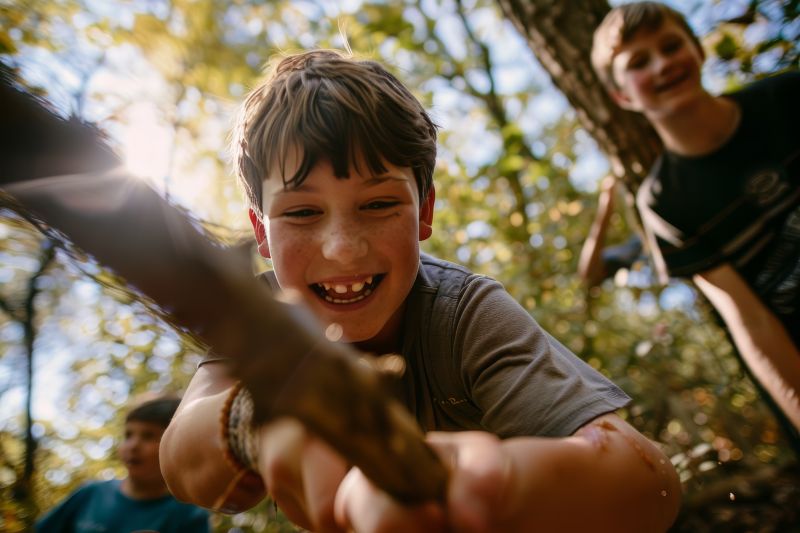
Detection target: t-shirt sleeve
<box><xmin>455</xmin><ymin>276</ymin><xmax>630</xmax><ymax>438</ymax></box>
<box><xmin>197</xmin><ymin>349</ymin><xmax>229</xmax><ymax>367</ymax></box>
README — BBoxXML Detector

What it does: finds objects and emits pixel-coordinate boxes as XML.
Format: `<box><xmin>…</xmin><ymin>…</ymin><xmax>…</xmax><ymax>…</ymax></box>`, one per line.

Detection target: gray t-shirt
<box><xmin>201</xmin><ymin>253</ymin><xmax>630</xmax><ymax>438</ymax></box>
<box><xmin>396</xmin><ymin>254</ymin><xmax>630</xmax><ymax>437</ymax></box>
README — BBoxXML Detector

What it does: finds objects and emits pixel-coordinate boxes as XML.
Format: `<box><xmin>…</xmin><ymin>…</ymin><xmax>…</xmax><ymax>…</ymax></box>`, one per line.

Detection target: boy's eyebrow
<box><xmin>276</xmin><ymin>183</ymin><xmax>318</xmax><ymax>195</ymax></box>
<box><xmin>362</xmin><ymin>174</ymin><xmax>410</xmax><ymax>187</ymax></box>
<box><xmin>275</xmin><ymin>174</ymin><xmax>409</xmax><ymax>195</ymax></box>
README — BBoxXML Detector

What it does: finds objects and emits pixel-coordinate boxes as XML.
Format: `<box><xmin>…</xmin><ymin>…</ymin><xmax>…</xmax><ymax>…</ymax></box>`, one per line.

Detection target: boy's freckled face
<box><xmin>611</xmin><ymin>19</ymin><xmax>705</xmax><ymax>118</ymax></box>
<box><xmin>259</xmin><ymin>157</ymin><xmax>432</xmax><ymax>352</ymax></box>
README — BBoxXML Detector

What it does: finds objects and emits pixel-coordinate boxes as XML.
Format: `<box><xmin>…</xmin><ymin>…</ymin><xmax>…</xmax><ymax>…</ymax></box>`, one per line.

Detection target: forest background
<box><xmin>1</xmin><ymin>0</ymin><xmax>798</xmax><ymax>531</ymax></box>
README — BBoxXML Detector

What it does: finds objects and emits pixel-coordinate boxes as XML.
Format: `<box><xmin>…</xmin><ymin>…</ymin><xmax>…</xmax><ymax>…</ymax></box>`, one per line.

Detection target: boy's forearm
<box><xmin>578</xmin><ymin>183</ymin><xmax>616</xmax><ymax>285</ymax></box>
<box><xmin>336</xmin><ymin>415</ymin><xmax>681</xmax><ymax>532</ymax></box>
<box><xmin>159</xmin><ymin>370</ymin><xmax>266</xmax><ymax>512</ymax></box>
<box><xmin>694</xmin><ymin>267</ymin><xmax>800</xmax><ymax>430</ymax></box>
<box><xmin>497</xmin><ymin>415</ymin><xmax>681</xmax><ymax>532</ymax></box>
<box><xmin>723</xmin><ymin>319</ymin><xmax>800</xmax><ymax>431</ymax></box>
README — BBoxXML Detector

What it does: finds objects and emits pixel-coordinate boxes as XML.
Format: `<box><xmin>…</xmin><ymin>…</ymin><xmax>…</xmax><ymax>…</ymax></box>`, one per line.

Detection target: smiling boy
<box><xmin>592</xmin><ymin>2</ymin><xmax>800</xmax><ymax>438</ymax></box>
<box><xmin>36</xmin><ymin>397</ymin><xmax>210</xmax><ymax>533</ymax></box>
<box><xmin>256</xmin><ymin>154</ymin><xmax>431</xmax><ymax>354</ymax></box>
<box><xmin>160</xmin><ymin>49</ymin><xmax>680</xmax><ymax>532</ymax></box>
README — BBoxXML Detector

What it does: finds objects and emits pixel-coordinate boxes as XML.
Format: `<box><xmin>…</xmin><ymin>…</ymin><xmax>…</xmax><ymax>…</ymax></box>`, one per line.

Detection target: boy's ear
<box><xmin>248</xmin><ymin>208</ymin><xmax>270</xmax><ymax>259</ymax></box>
<box><xmin>419</xmin><ymin>186</ymin><xmax>435</xmax><ymax>241</ymax></box>
<box><xmin>610</xmin><ymin>87</ymin><xmax>638</xmax><ymax>111</ymax></box>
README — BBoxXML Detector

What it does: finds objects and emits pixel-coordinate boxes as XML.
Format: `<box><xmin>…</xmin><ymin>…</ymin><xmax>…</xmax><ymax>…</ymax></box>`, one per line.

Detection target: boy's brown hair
<box><xmin>125</xmin><ymin>396</ymin><xmax>181</xmax><ymax>428</ymax></box>
<box><xmin>591</xmin><ymin>1</ymin><xmax>703</xmax><ymax>92</ymax></box>
<box><xmin>232</xmin><ymin>49</ymin><xmax>438</xmax><ymax>217</ymax></box>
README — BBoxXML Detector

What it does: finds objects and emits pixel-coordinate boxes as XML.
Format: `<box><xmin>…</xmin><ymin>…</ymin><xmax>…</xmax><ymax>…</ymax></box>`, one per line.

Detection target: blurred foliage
<box><xmin>0</xmin><ymin>0</ymin><xmax>798</xmax><ymax>532</ymax></box>
<box><xmin>701</xmin><ymin>0</ymin><xmax>800</xmax><ymax>81</ymax></box>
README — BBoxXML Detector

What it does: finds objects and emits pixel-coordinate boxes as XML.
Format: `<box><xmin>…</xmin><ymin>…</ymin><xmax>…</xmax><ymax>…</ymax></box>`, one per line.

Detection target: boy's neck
<box><xmin>354</xmin><ymin>330</ymin><xmax>401</xmax><ymax>355</ymax></box>
<box><xmin>120</xmin><ymin>476</ymin><xmax>169</xmax><ymax>500</ymax></box>
<box><xmin>352</xmin><ymin>300</ymin><xmax>407</xmax><ymax>355</ymax></box>
<box><xmin>649</xmin><ymin>93</ymin><xmax>741</xmax><ymax>157</ymax></box>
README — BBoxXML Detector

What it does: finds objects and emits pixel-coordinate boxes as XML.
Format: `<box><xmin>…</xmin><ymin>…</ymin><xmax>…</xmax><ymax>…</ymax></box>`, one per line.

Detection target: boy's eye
<box><xmin>283</xmin><ymin>208</ymin><xmax>321</xmax><ymax>218</ymax></box>
<box><xmin>362</xmin><ymin>200</ymin><xmax>400</xmax><ymax>211</ymax></box>
<box><xmin>628</xmin><ymin>54</ymin><xmax>648</xmax><ymax>70</ymax></box>
<box><xmin>662</xmin><ymin>39</ymin><xmax>683</xmax><ymax>54</ymax></box>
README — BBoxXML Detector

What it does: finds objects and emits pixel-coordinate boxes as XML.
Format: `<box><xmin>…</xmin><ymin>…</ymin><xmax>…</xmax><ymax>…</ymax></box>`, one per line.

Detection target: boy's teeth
<box><xmin>317</xmin><ymin>277</ymin><xmax>377</xmax><ymax>295</ymax></box>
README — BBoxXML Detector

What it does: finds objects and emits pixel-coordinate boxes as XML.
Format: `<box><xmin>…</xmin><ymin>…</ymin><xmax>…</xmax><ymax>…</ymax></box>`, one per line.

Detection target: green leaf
<box><xmin>715</xmin><ymin>33</ymin><xmax>739</xmax><ymax>61</ymax></box>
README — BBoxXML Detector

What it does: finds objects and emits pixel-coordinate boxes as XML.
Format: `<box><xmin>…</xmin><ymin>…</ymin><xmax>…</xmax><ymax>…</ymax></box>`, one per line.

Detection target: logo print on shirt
<box><xmin>745</xmin><ymin>169</ymin><xmax>788</xmax><ymax>206</ymax></box>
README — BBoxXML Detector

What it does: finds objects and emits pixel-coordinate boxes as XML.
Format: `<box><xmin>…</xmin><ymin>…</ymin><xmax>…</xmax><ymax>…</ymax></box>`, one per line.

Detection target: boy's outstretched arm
<box><xmin>694</xmin><ymin>264</ymin><xmax>800</xmax><ymax>431</ymax></box>
<box><xmin>578</xmin><ymin>176</ymin><xmax>617</xmax><ymax>287</ymax></box>
<box><xmin>160</xmin><ymin>363</ymin><xmax>351</xmax><ymax>532</ymax></box>
<box><xmin>335</xmin><ymin>413</ymin><xmax>681</xmax><ymax>533</ymax></box>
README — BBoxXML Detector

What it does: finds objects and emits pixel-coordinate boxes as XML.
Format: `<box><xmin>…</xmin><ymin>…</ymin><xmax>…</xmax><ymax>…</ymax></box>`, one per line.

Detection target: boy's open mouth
<box><xmin>656</xmin><ymin>73</ymin><xmax>689</xmax><ymax>93</ymax></box>
<box><xmin>311</xmin><ymin>274</ymin><xmax>384</xmax><ymax>304</ymax></box>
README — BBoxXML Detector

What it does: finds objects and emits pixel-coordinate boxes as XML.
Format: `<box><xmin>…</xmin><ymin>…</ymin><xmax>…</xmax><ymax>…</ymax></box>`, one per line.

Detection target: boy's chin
<box><xmin>335</xmin><ymin>324</ymin><xmax>379</xmax><ymax>344</ymax></box>
<box><xmin>126</xmin><ymin>469</ymin><xmax>163</xmax><ymax>484</ymax></box>
<box><xmin>656</xmin><ymin>84</ymin><xmax>704</xmax><ymax>114</ymax></box>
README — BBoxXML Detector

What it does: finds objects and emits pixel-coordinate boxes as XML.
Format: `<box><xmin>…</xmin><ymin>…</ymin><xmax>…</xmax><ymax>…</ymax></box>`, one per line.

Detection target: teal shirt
<box><xmin>36</xmin><ymin>479</ymin><xmax>210</xmax><ymax>533</ymax></box>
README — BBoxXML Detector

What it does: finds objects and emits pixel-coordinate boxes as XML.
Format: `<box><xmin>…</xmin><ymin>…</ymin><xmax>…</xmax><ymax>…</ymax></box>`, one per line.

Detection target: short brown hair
<box><xmin>232</xmin><ymin>50</ymin><xmax>438</xmax><ymax>217</ymax></box>
<box><xmin>125</xmin><ymin>396</ymin><xmax>180</xmax><ymax>428</ymax></box>
<box><xmin>591</xmin><ymin>1</ymin><xmax>703</xmax><ymax>91</ymax></box>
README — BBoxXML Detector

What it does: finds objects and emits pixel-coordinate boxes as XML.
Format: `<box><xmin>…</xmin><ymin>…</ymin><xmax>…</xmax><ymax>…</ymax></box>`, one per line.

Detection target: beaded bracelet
<box><xmin>214</xmin><ymin>382</ymin><xmax>265</xmax><ymax>513</ymax></box>
<box><xmin>220</xmin><ymin>382</ymin><xmax>260</xmax><ymax>471</ymax></box>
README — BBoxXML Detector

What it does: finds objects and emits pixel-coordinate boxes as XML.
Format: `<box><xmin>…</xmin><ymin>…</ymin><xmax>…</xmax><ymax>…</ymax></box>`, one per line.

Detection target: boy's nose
<box><xmin>321</xmin><ymin>224</ymin><xmax>368</xmax><ymax>264</ymax></box>
<box><xmin>653</xmin><ymin>53</ymin><xmax>675</xmax><ymax>76</ymax></box>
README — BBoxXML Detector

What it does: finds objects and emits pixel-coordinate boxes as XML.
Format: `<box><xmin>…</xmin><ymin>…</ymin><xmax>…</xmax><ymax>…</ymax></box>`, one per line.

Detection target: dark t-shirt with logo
<box><xmin>637</xmin><ymin>71</ymin><xmax>800</xmax><ymax>346</ymax></box>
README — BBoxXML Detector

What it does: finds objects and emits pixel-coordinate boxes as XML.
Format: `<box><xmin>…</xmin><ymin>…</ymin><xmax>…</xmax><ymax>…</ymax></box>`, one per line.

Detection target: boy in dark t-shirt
<box><xmin>159</xmin><ymin>49</ymin><xmax>680</xmax><ymax>532</ymax></box>
<box><xmin>592</xmin><ymin>1</ymin><xmax>800</xmax><ymax>436</ymax></box>
<box><xmin>36</xmin><ymin>396</ymin><xmax>210</xmax><ymax>533</ymax></box>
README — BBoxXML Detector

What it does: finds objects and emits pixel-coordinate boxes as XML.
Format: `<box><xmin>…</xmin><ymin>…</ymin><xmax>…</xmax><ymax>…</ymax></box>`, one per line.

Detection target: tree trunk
<box><xmin>496</xmin><ymin>0</ymin><xmax>662</xmax><ymax>189</ymax></box>
<box><xmin>20</xmin><ymin>240</ymin><xmax>54</xmax><ymax>500</ymax></box>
